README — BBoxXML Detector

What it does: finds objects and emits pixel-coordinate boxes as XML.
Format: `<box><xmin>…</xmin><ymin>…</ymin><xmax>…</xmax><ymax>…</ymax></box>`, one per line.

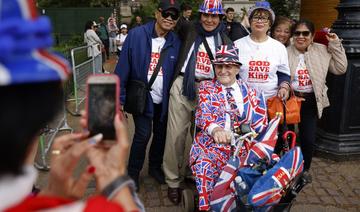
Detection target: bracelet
<box><xmin>101</xmin><ymin>175</ymin><xmax>136</xmax><ymax>199</ymax></box>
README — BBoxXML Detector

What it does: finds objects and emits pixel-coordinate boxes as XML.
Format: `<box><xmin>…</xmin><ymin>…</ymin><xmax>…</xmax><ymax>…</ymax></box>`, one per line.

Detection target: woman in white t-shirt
<box><xmin>287</xmin><ymin>19</ymin><xmax>347</xmax><ymax>180</ymax></box>
<box><xmin>115</xmin><ymin>24</ymin><xmax>128</xmax><ymax>58</ymax></box>
<box><xmin>234</xmin><ymin>1</ymin><xmax>291</xmax><ymax>100</ymax></box>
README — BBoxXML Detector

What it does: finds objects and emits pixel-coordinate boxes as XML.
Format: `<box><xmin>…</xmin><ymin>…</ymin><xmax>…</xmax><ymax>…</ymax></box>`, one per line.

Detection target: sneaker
<box><xmin>148</xmin><ymin>168</ymin><xmax>166</xmax><ymax>184</ymax></box>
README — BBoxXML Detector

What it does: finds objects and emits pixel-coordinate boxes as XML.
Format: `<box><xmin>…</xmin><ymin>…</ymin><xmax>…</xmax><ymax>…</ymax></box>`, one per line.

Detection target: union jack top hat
<box><xmin>199</xmin><ymin>0</ymin><xmax>224</xmax><ymax>15</ymax></box>
<box><xmin>212</xmin><ymin>44</ymin><xmax>242</xmax><ymax>65</ymax></box>
<box><xmin>0</xmin><ymin>0</ymin><xmax>70</xmax><ymax>86</ymax></box>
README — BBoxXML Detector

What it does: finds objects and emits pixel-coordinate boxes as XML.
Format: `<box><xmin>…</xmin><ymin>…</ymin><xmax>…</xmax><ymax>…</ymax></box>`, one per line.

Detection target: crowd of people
<box><xmin>114</xmin><ymin>0</ymin><xmax>347</xmax><ymax>210</ymax></box>
<box><xmin>0</xmin><ymin>0</ymin><xmax>348</xmax><ymax>211</ymax></box>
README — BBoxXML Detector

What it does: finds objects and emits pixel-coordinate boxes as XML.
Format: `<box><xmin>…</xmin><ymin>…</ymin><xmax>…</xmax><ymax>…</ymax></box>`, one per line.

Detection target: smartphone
<box><xmin>86</xmin><ymin>74</ymin><xmax>120</xmax><ymax>140</ymax></box>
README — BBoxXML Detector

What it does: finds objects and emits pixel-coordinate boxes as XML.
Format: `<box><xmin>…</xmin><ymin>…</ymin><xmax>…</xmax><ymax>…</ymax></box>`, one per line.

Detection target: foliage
<box><xmin>36</xmin><ymin>0</ymin><xmax>116</xmax><ymax>8</ymax></box>
<box><xmin>52</xmin><ymin>34</ymin><xmax>84</xmax><ymax>60</ymax></box>
<box><xmin>131</xmin><ymin>0</ymin><xmax>203</xmax><ymax>24</ymax></box>
<box><xmin>268</xmin><ymin>0</ymin><xmax>300</xmax><ymax>19</ymax></box>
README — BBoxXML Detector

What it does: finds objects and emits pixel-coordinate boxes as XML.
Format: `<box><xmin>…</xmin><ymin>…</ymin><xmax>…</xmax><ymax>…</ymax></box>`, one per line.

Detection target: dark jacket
<box><xmin>115</xmin><ymin>21</ymin><xmax>181</xmax><ymax>120</ymax></box>
<box><xmin>172</xmin><ymin>21</ymin><xmax>232</xmax><ymax>83</ymax></box>
<box><xmin>174</xmin><ymin>16</ymin><xmax>191</xmax><ymax>39</ymax></box>
<box><xmin>223</xmin><ymin>20</ymin><xmax>249</xmax><ymax>41</ymax></box>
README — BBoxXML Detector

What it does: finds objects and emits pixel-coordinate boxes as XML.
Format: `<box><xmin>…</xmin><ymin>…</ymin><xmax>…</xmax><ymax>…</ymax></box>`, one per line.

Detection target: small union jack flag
<box><xmin>210</xmin><ymin>156</ymin><xmax>240</xmax><ymax>212</ymax></box>
<box><xmin>242</xmin><ymin>115</ymin><xmax>281</xmax><ymax>166</ymax></box>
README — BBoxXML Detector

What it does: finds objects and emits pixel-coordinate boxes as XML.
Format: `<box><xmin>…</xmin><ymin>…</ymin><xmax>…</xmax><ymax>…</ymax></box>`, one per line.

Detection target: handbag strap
<box><xmin>201</xmin><ymin>36</ymin><xmax>216</xmax><ymax>72</ymax></box>
<box><xmin>148</xmin><ymin>47</ymin><xmax>169</xmax><ymax>89</ymax></box>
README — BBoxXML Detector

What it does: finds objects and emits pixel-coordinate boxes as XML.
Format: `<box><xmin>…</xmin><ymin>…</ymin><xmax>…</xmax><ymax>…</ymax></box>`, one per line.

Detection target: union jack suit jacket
<box><xmin>190</xmin><ymin>79</ymin><xmax>268</xmax><ymax>166</ymax></box>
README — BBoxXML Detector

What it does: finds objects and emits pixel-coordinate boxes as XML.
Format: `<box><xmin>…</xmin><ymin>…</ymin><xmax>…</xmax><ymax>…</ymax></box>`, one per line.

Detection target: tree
<box><xmin>268</xmin><ymin>0</ymin><xmax>300</xmax><ymax>19</ymax></box>
<box><xmin>36</xmin><ymin>0</ymin><xmax>116</xmax><ymax>7</ymax></box>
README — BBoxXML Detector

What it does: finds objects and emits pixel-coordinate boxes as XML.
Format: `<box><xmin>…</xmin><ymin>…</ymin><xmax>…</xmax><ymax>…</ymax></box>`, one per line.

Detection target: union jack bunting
<box><xmin>248</xmin><ymin>147</ymin><xmax>304</xmax><ymax>208</ymax></box>
<box><xmin>242</xmin><ymin>115</ymin><xmax>281</xmax><ymax>166</ymax></box>
<box><xmin>198</xmin><ymin>0</ymin><xmax>224</xmax><ymax>15</ymax></box>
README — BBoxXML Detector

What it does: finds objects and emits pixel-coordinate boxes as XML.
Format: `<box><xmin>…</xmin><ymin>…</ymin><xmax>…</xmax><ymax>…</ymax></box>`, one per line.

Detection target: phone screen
<box><xmin>88</xmin><ymin>83</ymin><xmax>116</xmax><ymax>140</ymax></box>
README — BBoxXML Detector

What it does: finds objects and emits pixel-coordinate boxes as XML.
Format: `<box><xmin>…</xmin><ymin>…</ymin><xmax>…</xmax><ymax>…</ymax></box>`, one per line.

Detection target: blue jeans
<box><xmin>127</xmin><ymin>103</ymin><xmax>167</xmax><ymax>177</ymax></box>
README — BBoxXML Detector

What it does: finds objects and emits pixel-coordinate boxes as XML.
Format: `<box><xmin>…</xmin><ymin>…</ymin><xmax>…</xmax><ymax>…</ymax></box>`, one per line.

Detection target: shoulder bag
<box><xmin>124</xmin><ymin>48</ymin><xmax>169</xmax><ymax>115</ymax></box>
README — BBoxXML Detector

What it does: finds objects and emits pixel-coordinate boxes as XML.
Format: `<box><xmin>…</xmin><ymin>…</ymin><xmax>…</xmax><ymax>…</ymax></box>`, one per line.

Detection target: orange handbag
<box><xmin>266</xmin><ymin>91</ymin><xmax>302</xmax><ymax>124</ymax></box>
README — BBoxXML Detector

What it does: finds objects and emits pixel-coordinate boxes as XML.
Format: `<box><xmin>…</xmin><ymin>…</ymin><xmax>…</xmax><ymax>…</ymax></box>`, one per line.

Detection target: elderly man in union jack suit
<box><xmin>190</xmin><ymin>44</ymin><xmax>268</xmax><ymax>211</ymax></box>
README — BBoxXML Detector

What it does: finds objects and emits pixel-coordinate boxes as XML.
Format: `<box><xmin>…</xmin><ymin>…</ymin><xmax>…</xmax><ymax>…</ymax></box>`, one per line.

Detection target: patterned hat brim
<box><xmin>212</xmin><ymin>60</ymin><xmax>242</xmax><ymax>65</ymax></box>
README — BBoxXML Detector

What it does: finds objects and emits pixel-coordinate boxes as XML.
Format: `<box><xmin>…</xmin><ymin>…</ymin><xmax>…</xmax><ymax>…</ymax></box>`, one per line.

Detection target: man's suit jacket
<box><xmin>190</xmin><ymin>79</ymin><xmax>268</xmax><ymax>165</ymax></box>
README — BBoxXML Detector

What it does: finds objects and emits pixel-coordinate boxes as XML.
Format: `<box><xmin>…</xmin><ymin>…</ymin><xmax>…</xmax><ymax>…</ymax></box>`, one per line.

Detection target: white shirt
<box><xmin>291</xmin><ymin>54</ymin><xmax>314</xmax><ymax>93</ymax></box>
<box><xmin>147</xmin><ymin>37</ymin><xmax>166</xmax><ymax>104</ymax></box>
<box><xmin>0</xmin><ymin>166</ymin><xmax>37</xmax><ymax>211</ymax></box>
<box><xmin>207</xmin><ymin>82</ymin><xmax>244</xmax><ymax>135</ymax></box>
<box><xmin>234</xmin><ymin>35</ymin><xmax>290</xmax><ymax>99</ymax></box>
<box><xmin>180</xmin><ymin>36</ymin><xmax>216</xmax><ymax>80</ymax></box>
<box><xmin>115</xmin><ymin>33</ymin><xmax>127</xmax><ymax>51</ymax></box>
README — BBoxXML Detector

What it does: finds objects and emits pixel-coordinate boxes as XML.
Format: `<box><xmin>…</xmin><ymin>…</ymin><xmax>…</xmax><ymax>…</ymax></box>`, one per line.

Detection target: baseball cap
<box><xmin>120</xmin><ymin>24</ymin><xmax>127</xmax><ymax>29</ymax></box>
<box><xmin>158</xmin><ymin>0</ymin><xmax>180</xmax><ymax>13</ymax></box>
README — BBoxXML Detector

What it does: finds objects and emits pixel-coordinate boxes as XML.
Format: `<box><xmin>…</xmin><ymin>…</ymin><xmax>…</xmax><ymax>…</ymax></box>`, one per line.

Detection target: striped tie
<box><xmin>225</xmin><ymin>87</ymin><xmax>238</xmax><ymax>131</ymax></box>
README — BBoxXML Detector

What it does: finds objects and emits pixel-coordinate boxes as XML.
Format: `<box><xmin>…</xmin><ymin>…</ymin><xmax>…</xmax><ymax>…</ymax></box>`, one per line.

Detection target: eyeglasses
<box><xmin>294</xmin><ymin>31</ymin><xmax>311</xmax><ymax>37</ymax></box>
<box><xmin>159</xmin><ymin>9</ymin><xmax>179</xmax><ymax>20</ymax></box>
<box><xmin>252</xmin><ymin>16</ymin><xmax>269</xmax><ymax>23</ymax></box>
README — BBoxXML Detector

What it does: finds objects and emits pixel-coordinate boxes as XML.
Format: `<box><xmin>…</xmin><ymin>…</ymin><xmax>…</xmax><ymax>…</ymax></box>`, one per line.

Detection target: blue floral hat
<box><xmin>0</xmin><ymin>0</ymin><xmax>70</xmax><ymax>86</ymax></box>
<box><xmin>248</xmin><ymin>1</ymin><xmax>275</xmax><ymax>23</ymax></box>
<box><xmin>212</xmin><ymin>44</ymin><xmax>242</xmax><ymax>65</ymax></box>
<box><xmin>199</xmin><ymin>0</ymin><xmax>224</xmax><ymax>15</ymax></box>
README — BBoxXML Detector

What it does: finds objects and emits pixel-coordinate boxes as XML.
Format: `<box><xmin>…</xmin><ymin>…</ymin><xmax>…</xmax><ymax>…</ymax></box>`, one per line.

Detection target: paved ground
<box><xmin>35</xmin><ymin>56</ymin><xmax>360</xmax><ymax>211</ymax></box>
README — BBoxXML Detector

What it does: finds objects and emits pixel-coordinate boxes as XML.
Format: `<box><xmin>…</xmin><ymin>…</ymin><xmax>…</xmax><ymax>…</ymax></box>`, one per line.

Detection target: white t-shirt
<box><xmin>115</xmin><ymin>33</ymin><xmax>127</xmax><ymax>51</ymax></box>
<box><xmin>148</xmin><ymin>37</ymin><xmax>166</xmax><ymax>104</ymax></box>
<box><xmin>291</xmin><ymin>54</ymin><xmax>313</xmax><ymax>93</ymax></box>
<box><xmin>234</xmin><ymin>35</ymin><xmax>290</xmax><ymax>99</ymax></box>
<box><xmin>180</xmin><ymin>36</ymin><xmax>216</xmax><ymax>80</ymax></box>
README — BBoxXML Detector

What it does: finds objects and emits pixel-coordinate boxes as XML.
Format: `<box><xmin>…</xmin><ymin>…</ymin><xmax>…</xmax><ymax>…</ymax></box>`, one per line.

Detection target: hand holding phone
<box><xmin>86</xmin><ymin>74</ymin><xmax>120</xmax><ymax>141</ymax></box>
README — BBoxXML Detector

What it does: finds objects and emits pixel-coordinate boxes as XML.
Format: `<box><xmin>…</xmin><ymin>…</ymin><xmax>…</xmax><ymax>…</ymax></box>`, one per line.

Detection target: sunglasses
<box><xmin>294</xmin><ymin>31</ymin><xmax>311</xmax><ymax>37</ymax></box>
<box><xmin>159</xmin><ymin>9</ymin><xmax>179</xmax><ymax>20</ymax></box>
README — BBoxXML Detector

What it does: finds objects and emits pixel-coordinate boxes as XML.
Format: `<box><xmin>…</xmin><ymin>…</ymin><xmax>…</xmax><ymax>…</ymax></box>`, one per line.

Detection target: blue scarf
<box><xmin>182</xmin><ymin>23</ymin><xmax>225</xmax><ymax>100</ymax></box>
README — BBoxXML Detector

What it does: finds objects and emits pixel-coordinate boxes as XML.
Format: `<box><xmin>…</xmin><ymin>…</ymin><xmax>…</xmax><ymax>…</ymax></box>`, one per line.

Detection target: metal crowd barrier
<box><xmin>67</xmin><ymin>44</ymin><xmax>102</xmax><ymax>116</ymax></box>
<box><xmin>34</xmin><ymin>82</ymin><xmax>73</xmax><ymax>170</ymax></box>
<box><xmin>34</xmin><ymin>44</ymin><xmax>103</xmax><ymax>170</ymax></box>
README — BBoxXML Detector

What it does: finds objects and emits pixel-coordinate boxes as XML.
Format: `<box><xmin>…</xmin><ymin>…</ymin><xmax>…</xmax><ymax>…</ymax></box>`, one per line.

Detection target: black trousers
<box><xmin>298</xmin><ymin>94</ymin><xmax>318</xmax><ymax>171</ymax></box>
<box><xmin>127</xmin><ymin>103</ymin><xmax>167</xmax><ymax>177</ymax></box>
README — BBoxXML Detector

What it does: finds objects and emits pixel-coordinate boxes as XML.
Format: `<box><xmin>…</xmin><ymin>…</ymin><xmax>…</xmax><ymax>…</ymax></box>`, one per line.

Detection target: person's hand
<box><xmin>40</xmin><ymin>132</ymin><xmax>103</xmax><ymax>199</ymax></box>
<box><xmin>277</xmin><ymin>87</ymin><xmax>289</xmax><ymax>100</ymax></box>
<box><xmin>86</xmin><ymin>113</ymin><xmax>130</xmax><ymax>191</ymax></box>
<box><xmin>212</xmin><ymin>127</ymin><xmax>232</xmax><ymax>144</ymax></box>
<box><xmin>326</xmin><ymin>32</ymin><xmax>339</xmax><ymax>42</ymax></box>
